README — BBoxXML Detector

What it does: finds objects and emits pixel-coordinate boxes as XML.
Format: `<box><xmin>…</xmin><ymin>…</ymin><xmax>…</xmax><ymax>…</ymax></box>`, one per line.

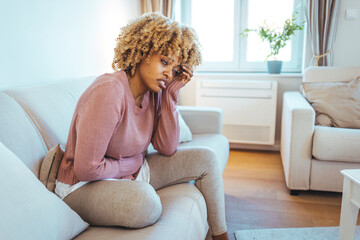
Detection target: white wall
<box><xmin>333</xmin><ymin>0</ymin><xmax>360</xmax><ymax>66</ymax></box>
<box><xmin>0</xmin><ymin>0</ymin><xmax>140</xmax><ymax>90</ymax></box>
<box><xmin>304</xmin><ymin>0</ymin><xmax>360</xmax><ymax>67</ymax></box>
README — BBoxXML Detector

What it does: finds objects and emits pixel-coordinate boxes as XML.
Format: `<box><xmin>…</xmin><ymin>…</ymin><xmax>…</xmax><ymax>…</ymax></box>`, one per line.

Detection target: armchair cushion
<box><xmin>300</xmin><ymin>76</ymin><xmax>360</xmax><ymax>129</ymax></box>
<box><xmin>312</xmin><ymin>126</ymin><xmax>360</xmax><ymax>162</ymax></box>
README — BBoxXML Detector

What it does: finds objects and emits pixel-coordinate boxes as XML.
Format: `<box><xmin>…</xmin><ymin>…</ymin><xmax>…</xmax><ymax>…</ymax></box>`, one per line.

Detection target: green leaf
<box><xmin>240</xmin><ymin>10</ymin><xmax>305</xmax><ymax>60</ymax></box>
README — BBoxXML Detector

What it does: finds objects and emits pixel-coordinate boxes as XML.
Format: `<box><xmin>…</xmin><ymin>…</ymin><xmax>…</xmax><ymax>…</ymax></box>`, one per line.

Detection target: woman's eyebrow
<box><xmin>162</xmin><ymin>55</ymin><xmax>178</xmax><ymax>64</ymax></box>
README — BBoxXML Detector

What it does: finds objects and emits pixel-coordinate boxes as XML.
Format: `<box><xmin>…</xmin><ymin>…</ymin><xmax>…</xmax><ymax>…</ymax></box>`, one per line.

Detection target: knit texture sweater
<box><xmin>57</xmin><ymin>70</ymin><xmax>183</xmax><ymax>185</ymax></box>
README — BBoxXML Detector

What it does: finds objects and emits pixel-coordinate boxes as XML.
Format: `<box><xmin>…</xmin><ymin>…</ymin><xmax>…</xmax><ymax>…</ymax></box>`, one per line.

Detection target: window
<box><xmin>174</xmin><ymin>0</ymin><xmax>305</xmax><ymax>72</ymax></box>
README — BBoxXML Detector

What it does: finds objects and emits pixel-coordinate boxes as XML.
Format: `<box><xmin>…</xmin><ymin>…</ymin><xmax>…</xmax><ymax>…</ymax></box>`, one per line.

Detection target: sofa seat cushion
<box><xmin>312</xmin><ymin>126</ymin><xmax>360</xmax><ymax>162</ymax></box>
<box><xmin>74</xmin><ymin>183</ymin><xmax>208</xmax><ymax>240</ymax></box>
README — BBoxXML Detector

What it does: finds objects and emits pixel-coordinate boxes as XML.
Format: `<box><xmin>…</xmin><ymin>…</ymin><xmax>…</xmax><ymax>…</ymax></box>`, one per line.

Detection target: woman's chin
<box><xmin>150</xmin><ymin>86</ymin><xmax>163</xmax><ymax>93</ymax></box>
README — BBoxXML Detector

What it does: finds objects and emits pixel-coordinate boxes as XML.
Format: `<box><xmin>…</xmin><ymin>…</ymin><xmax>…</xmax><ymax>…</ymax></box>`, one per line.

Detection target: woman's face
<box><xmin>136</xmin><ymin>53</ymin><xmax>182</xmax><ymax>93</ymax></box>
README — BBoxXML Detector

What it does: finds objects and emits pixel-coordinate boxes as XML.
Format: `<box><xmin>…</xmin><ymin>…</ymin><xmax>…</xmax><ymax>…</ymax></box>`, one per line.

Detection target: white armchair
<box><xmin>280</xmin><ymin>66</ymin><xmax>360</xmax><ymax>195</ymax></box>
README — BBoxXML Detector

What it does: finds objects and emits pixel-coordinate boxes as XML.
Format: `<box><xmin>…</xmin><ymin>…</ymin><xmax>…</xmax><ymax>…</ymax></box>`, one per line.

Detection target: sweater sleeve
<box><xmin>73</xmin><ymin>83</ymin><xmax>143</xmax><ymax>182</ymax></box>
<box><xmin>151</xmin><ymin>80</ymin><xmax>185</xmax><ymax>156</ymax></box>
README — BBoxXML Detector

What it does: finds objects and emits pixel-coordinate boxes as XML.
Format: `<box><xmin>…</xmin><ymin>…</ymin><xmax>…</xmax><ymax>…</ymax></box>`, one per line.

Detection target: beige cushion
<box><xmin>0</xmin><ymin>142</ymin><xmax>88</xmax><ymax>240</ymax></box>
<box><xmin>312</xmin><ymin>126</ymin><xmax>360</xmax><ymax>162</ymax></box>
<box><xmin>300</xmin><ymin>76</ymin><xmax>360</xmax><ymax>129</ymax></box>
<box><xmin>39</xmin><ymin>143</ymin><xmax>65</xmax><ymax>192</ymax></box>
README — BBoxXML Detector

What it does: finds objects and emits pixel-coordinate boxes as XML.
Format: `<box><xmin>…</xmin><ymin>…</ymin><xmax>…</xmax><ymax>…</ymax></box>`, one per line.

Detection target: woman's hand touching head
<box><xmin>112</xmin><ymin>12</ymin><xmax>202</xmax><ymax>78</ymax></box>
<box><xmin>176</xmin><ymin>64</ymin><xmax>193</xmax><ymax>85</ymax></box>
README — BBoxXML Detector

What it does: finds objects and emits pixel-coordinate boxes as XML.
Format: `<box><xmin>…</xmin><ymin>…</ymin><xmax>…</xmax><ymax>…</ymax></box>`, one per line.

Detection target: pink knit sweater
<box><xmin>57</xmin><ymin>70</ymin><xmax>183</xmax><ymax>185</ymax></box>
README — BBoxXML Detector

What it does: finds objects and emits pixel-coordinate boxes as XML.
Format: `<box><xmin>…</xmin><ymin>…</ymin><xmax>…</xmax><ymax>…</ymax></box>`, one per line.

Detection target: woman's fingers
<box><xmin>182</xmin><ymin>71</ymin><xmax>191</xmax><ymax>81</ymax></box>
<box><xmin>181</xmin><ymin>77</ymin><xmax>190</xmax><ymax>84</ymax></box>
<box><xmin>178</xmin><ymin>64</ymin><xmax>193</xmax><ymax>84</ymax></box>
<box><xmin>181</xmin><ymin>65</ymin><xmax>193</xmax><ymax>78</ymax></box>
<box><xmin>173</xmin><ymin>64</ymin><xmax>193</xmax><ymax>85</ymax></box>
<box><xmin>179</xmin><ymin>72</ymin><xmax>191</xmax><ymax>84</ymax></box>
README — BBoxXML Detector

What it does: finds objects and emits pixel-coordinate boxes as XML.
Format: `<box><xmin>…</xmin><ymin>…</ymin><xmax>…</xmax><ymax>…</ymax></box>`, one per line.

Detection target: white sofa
<box><xmin>280</xmin><ymin>66</ymin><xmax>360</xmax><ymax>195</ymax></box>
<box><xmin>0</xmin><ymin>76</ymin><xmax>229</xmax><ymax>239</ymax></box>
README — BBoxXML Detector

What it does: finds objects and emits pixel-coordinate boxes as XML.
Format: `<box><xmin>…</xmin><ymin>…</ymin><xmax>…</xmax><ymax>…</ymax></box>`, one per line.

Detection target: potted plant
<box><xmin>241</xmin><ymin>11</ymin><xmax>305</xmax><ymax>74</ymax></box>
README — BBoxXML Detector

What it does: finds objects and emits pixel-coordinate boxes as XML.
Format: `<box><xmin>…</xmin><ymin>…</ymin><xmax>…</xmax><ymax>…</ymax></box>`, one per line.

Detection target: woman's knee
<box><xmin>64</xmin><ymin>180</ymin><xmax>162</xmax><ymax>228</ymax></box>
<box><xmin>195</xmin><ymin>147</ymin><xmax>220</xmax><ymax>173</ymax></box>
<box><xmin>125</xmin><ymin>181</ymin><xmax>162</xmax><ymax>228</ymax></box>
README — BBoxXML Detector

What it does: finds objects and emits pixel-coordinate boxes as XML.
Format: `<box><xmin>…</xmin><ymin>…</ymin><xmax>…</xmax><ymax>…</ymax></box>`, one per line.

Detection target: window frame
<box><xmin>176</xmin><ymin>0</ymin><xmax>305</xmax><ymax>73</ymax></box>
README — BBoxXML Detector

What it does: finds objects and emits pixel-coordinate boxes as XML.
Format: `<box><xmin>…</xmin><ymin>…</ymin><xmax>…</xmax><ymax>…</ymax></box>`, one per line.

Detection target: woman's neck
<box><xmin>127</xmin><ymin>72</ymin><xmax>147</xmax><ymax>108</ymax></box>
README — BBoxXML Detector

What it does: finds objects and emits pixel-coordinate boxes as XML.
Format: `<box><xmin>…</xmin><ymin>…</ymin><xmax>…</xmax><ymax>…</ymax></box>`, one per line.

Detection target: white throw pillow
<box><xmin>178</xmin><ymin>111</ymin><xmax>192</xmax><ymax>143</ymax></box>
<box><xmin>0</xmin><ymin>142</ymin><xmax>88</xmax><ymax>240</ymax></box>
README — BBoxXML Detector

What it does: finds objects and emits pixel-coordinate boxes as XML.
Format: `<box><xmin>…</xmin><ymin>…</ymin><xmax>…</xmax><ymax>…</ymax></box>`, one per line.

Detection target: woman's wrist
<box><xmin>162</xmin><ymin>80</ymin><xmax>184</xmax><ymax>108</ymax></box>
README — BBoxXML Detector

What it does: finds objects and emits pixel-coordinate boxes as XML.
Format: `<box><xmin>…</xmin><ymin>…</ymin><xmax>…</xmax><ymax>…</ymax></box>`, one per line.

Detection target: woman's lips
<box><xmin>158</xmin><ymin>79</ymin><xmax>168</xmax><ymax>89</ymax></box>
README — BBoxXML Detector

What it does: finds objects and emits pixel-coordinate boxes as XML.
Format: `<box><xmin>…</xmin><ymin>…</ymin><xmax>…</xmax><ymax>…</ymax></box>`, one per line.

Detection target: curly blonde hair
<box><xmin>112</xmin><ymin>12</ymin><xmax>202</xmax><ymax>77</ymax></box>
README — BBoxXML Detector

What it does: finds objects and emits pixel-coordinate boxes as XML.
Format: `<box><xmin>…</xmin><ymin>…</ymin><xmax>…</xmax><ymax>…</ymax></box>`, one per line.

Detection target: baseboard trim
<box><xmin>230</xmin><ymin>140</ymin><xmax>280</xmax><ymax>152</ymax></box>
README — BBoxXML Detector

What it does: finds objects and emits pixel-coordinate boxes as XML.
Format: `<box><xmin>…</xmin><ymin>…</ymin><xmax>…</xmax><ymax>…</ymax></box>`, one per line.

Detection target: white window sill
<box><xmin>193</xmin><ymin>72</ymin><xmax>303</xmax><ymax>80</ymax></box>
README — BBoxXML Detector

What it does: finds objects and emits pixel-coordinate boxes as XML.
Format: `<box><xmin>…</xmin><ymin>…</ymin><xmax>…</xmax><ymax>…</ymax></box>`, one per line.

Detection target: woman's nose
<box><xmin>164</xmin><ymin>70</ymin><xmax>173</xmax><ymax>81</ymax></box>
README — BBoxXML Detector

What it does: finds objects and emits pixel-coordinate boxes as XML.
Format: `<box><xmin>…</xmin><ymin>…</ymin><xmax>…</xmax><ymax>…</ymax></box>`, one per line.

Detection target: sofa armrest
<box><xmin>177</xmin><ymin>106</ymin><xmax>223</xmax><ymax>134</ymax></box>
<box><xmin>280</xmin><ymin>91</ymin><xmax>315</xmax><ymax>191</ymax></box>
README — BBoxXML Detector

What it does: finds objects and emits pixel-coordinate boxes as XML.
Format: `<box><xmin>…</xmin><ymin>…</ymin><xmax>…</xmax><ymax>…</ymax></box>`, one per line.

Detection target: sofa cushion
<box><xmin>0</xmin><ymin>93</ymin><xmax>48</xmax><ymax>177</ymax></box>
<box><xmin>5</xmin><ymin>77</ymin><xmax>94</xmax><ymax>149</ymax></box>
<box><xmin>312</xmin><ymin>126</ymin><xmax>360</xmax><ymax>162</ymax></box>
<box><xmin>0</xmin><ymin>142</ymin><xmax>88</xmax><ymax>240</ymax></box>
<box><xmin>300</xmin><ymin>76</ymin><xmax>360</xmax><ymax>129</ymax></box>
<box><xmin>73</xmin><ymin>183</ymin><xmax>208</xmax><ymax>240</ymax></box>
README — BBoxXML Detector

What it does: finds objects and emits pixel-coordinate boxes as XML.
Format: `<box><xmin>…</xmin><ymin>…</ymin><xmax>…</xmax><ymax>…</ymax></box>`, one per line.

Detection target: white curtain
<box><xmin>306</xmin><ymin>0</ymin><xmax>340</xmax><ymax>66</ymax></box>
<box><xmin>141</xmin><ymin>0</ymin><xmax>174</xmax><ymax>18</ymax></box>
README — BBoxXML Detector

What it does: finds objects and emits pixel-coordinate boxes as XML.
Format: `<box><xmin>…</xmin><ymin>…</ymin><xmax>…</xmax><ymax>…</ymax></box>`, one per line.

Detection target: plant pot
<box><xmin>267</xmin><ymin>60</ymin><xmax>283</xmax><ymax>74</ymax></box>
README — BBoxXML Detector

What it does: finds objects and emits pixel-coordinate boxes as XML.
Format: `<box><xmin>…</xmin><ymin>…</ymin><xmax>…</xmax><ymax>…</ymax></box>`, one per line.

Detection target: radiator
<box><xmin>196</xmin><ymin>79</ymin><xmax>278</xmax><ymax>145</ymax></box>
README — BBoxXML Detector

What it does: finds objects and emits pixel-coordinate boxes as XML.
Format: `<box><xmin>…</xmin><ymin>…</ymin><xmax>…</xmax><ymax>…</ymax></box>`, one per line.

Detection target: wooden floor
<box><xmin>223</xmin><ymin>149</ymin><xmax>358</xmax><ymax>240</ymax></box>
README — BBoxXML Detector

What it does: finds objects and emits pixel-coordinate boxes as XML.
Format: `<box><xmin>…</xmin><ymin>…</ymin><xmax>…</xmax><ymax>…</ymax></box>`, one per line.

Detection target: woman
<box><xmin>55</xmin><ymin>12</ymin><xmax>228</xmax><ymax>240</ymax></box>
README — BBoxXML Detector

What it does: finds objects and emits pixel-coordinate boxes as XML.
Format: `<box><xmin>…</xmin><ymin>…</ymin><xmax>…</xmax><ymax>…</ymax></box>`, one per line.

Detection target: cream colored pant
<box><xmin>64</xmin><ymin>146</ymin><xmax>227</xmax><ymax>235</ymax></box>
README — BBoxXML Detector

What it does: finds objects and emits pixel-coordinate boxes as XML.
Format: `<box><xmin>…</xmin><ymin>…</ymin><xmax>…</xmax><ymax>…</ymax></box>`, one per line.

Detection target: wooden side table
<box><xmin>339</xmin><ymin>169</ymin><xmax>360</xmax><ymax>240</ymax></box>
